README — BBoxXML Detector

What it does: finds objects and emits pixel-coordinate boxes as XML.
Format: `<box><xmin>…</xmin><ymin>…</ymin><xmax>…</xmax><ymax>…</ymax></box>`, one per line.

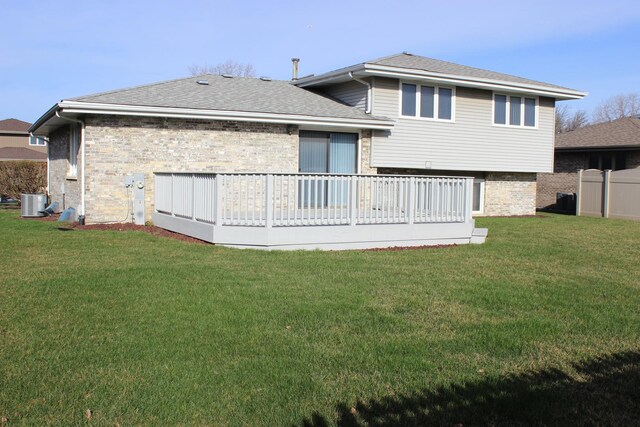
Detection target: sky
<box><xmin>2</xmin><ymin>0</ymin><xmax>640</xmax><ymax>124</ymax></box>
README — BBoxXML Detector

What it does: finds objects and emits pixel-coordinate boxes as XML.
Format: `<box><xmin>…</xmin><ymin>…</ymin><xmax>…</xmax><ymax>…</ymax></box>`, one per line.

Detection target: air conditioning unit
<box><xmin>21</xmin><ymin>193</ymin><xmax>46</xmax><ymax>217</ymax></box>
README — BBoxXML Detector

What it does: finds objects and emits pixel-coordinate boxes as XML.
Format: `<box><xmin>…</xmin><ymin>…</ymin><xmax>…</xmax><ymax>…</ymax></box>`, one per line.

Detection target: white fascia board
<box><xmin>294</xmin><ymin>64</ymin><xmax>365</xmax><ymax>87</ymax></box>
<box><xmin>362</xmin><ymin>65</ymin><xmax>587</xmax><ymax>100</ymax></box>
<box><xmin>28</xmin><ymin>103</ymin><xmax>61</xmax><ymax>134</ymax></box>
<box><xmin>58</xmin><ymin>101</ymin><xmax>395</xmax><ymax>130</ymax></box>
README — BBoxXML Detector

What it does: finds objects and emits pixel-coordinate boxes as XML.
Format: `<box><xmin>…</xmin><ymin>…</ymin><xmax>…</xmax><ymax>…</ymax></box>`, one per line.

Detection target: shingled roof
<box><xmin>0</xmin><ymin>118</ymin><xmax>31</xmax><ymax>133</ymax></box>
<box><xmin>368</xmin><ymin>53</ymin><xmax>575</xmax><ymax>92</ymax></box>
<box><xmin>69</xmin><ymin>74</ymin><xmax>388</xmax><ymax>122</ymax></box>
<box><xmin>296</xmin><ymin>52</ymin><xmax>585</xmax><ymax>99</ymax></box>
<box><xmin>556</xmin><ymin>116</ymin><xmax>640</xmax><ymax>150</ymax></box>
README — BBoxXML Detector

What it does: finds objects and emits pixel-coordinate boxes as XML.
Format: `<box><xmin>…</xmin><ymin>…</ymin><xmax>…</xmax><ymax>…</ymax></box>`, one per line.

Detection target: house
<box><xmin>28</xmin><ymin>53</ymin><xmax>585</xmax><ymax>235</ymax></box>
<box><xmin>537</xmin><ymin>116</ymin><xmax>640</xmax><ymax>210</ymax></box>
<box><xmin>0</xmin><ymin>118</ymin><xmax>47</xmax><ymax>162</ymax></box>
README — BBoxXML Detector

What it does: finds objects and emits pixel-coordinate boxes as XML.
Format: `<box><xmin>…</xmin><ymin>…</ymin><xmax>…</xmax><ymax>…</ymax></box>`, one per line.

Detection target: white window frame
<box><xmin>472</xmin><ymin>178</ymin><xmax>485</xmax><ymax>215</ymax></box>
<box><xmin>493</xmin><ymin>93</ymin><xmax>538</xmax><ymax>128</ymax></box>
<box><xmin>29</xmin><ymin>136</ymin><xmax>47</xmax><ymax>146</ymax></box>
<box><xmin>399</xmin><ymin>81</ymin><xmax>456</xmax><ymax>122</ymax></box>
<box><xmin>68</xmin><ymin>125</ymin><xmax>79</xmax><ymax>178</ymax></box>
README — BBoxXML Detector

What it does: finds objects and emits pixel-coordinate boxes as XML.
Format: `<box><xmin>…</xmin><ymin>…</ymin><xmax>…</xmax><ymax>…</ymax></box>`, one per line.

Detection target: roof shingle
<box><xmin>368</xmin><ymin>53</ymin><xmax>577</xmax><ymax>92</ymax></box>
<box><xmin>0</xmin><ymin>118</ymin><xmax>31</xmax><ymax>133</ymax></box>
<box><xmin>70</xmin><ymin>75</ymin><xmax>388</xmax><ymax>122</ymax></box>
<box><xmin>556</xmin><ymin>117</ymin><xmax>640</xmax><ymax>149</ymax></box>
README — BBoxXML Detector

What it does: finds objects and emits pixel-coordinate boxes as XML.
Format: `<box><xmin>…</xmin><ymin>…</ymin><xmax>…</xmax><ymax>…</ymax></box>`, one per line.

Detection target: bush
<box><xmin>0</xmin><ymin>161</ymin><xmax>47</xmax><ymax>201</ymax></box>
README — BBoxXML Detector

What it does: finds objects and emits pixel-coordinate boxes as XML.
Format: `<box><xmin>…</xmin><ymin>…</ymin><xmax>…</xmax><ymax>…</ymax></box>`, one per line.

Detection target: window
<box><xmin>69</xmin><ymin>125</ymin><xmax>79</xmax><ymax>177</ymax></box>
<box><xmin>401</xmin><ymin>82</ymin><xmax>454</xmax><ymax>121</ymax></box>
<box><xmin>473</xmin><ymin>178</ymin><xmax>485</xmax><ymax>214</ymax></box>
<box><xmin>29</xmin><ymin>136</ymin><xmax>46</xmax><ymax>146</ymax></box>
<box><xmin>587</xmin><ymin>152</ymin><xmax>627</xmax><ymax>171</ymax></box>
<box><xmin>299</xmin><ymin>131</ymin><xmax>357</xmax><ymax>207</ymax></box>
<box><xmin>494</xmin><ymin>94</ymin><xmax>537</xmax><ymax>127</ymax></box>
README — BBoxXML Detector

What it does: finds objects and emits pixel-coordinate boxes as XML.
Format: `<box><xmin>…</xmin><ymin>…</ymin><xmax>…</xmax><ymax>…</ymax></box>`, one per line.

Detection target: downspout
<box><xmin>348</xmin><ymin>71</ymin><xmax>371</xmax><ymax>114</ymax></box>
<box><xmin>55</xmin><ymin>111</ymin><xmax>86</xmax><ymax>217</ymax></box>
<box><xmin>30</xmin><ymin>132</ymin><xmax>50</xmax><ymax>196</ymax></box>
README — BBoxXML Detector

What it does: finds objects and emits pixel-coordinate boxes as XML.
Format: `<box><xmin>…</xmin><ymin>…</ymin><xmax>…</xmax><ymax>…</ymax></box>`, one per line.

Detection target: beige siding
<box><xmin>318</xmin><ymin>80</ymin><xmax>368</xmax><ymax>110</ymax></box>
<box><xmin>370</xmin><ymin>77</ymin><xmax>555</xmax><ymax>173</ymax></box>
<box><xmin>0</xmin><ymin>134</ymin><xmax>47</xmax><ymax>154</ymax></box>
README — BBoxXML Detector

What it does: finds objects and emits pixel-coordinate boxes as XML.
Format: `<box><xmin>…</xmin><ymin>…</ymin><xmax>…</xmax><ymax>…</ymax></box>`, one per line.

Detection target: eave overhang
<box><xmin>295</xmin><ymin>64</ymin><xmax>587</xmax><ymax>100</ymax></box>
<box><xmin>29</xmin><ymin>101</ymin><xmax>395</xmax><ymax>136</ymax></box>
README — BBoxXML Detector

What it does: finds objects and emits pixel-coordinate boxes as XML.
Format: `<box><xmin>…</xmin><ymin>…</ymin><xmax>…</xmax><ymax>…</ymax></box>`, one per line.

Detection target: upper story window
<box><xmin>494</xmin><ymin>94</ymin><xmax>537</xmax><ymax>127</ymax></box>
<box><xmin>401</xmin><ymin>83</ymin><xmax>454</xmax><ymax>121</ymax></box>
<box><xmin>68</xmin><ymin>125</ymin><xmax>79</xmax><ymax>178</ymax></box>
<box><xmin>29</xmin><ymin>136</ymin><xmax>46</xmax><ymax>146</ymax></box>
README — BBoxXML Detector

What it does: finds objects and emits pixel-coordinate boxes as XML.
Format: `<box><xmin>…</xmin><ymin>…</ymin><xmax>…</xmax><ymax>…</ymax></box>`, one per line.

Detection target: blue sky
<box><xmin>2</xmin><ymin>0</ymin><xmax>640</xmax><ymax>123</ymax></box>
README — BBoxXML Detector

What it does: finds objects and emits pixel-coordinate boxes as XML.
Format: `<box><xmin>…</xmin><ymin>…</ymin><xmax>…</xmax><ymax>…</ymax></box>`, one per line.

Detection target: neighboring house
<box><xmin>29</xmin><ymin>52</ymin><xmax>585</xmax><ymax>224</ymax></box>
<box><xmin>537</xmin><ymin>116</ymin><xmax>640</xmax><ymax>210</ymax></box>
<box><xmin>0</xmin><ymin>118</ymin><xmax>47</xmax><ymax>162</ymax></box>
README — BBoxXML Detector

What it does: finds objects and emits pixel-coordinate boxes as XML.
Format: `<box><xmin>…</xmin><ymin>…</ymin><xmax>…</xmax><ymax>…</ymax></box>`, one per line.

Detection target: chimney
<box><xmin>291</xmin><ymin>58</ymin><xmax>300</xmax><ymax>80</ymax></box>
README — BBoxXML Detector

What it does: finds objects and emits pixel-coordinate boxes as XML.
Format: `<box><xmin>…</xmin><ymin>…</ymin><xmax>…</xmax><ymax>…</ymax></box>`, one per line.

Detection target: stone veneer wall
<box><xmin>68</xmin><ymin>115</ymin><xmax>375</xmax><ymax>223</ymax></box>
<box><xmin>483</xmin><ymin>172</ymin><xmax>536</xmax><ymax>216</ymax></box>
<box><xmin>48</xmin><ymin>126</ymin><xmax>82</xmax><ymax>213</ymax></box>
<box><xmin>83</xmin><ymin>116</ymin><xmax>300</xmax><ymax>223</ymax></box>
<box><xmin>378</xmin><ymin>167</ymin><xmax>536</xmax><ymax>216</ymax></box>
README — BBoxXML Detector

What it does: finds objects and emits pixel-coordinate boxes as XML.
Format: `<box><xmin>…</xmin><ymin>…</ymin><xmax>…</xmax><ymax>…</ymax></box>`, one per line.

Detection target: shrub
<box><xmin>0</xmin><ymin>161</ymin><xmax>47</xmax><ymax>201</ymax></box>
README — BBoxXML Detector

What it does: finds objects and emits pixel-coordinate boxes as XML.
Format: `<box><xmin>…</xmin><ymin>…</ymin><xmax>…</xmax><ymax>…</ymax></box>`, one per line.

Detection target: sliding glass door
<box><xmin>299</xmin><ymin>131</ymin><xmax>357</xmax><ymax>207</ymax></box>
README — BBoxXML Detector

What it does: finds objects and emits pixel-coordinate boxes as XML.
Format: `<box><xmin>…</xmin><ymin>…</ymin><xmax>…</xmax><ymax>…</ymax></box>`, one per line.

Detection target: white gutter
<box><xmin>361</xmin><ymin>66</ymin><xmax>587</xmax><ymax>100</ymax></box>
<box><xmin>55</xmin><ymin>111</ymin><xmax>86</xmax><ymax>216</ymax></box>
<box><xmin>57</xmin><ymin>101</ymin><xmax>395</xmax><ymax>130</ymax></box>
<box><xmin>348</xmin><ymin>71</ymin><xmax>372</xmax><ymax>114</ymax></box>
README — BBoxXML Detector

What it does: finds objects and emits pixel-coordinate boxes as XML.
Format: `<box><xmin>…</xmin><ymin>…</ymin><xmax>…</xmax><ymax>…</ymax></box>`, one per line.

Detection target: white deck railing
<box><xmin>155</xmin><ymin>172</ymin><xmax>472</xmax><ymax>228</ymax></box>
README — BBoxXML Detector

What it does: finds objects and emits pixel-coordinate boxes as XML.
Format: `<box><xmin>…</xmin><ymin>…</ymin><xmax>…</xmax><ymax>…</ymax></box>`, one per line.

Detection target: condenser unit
<box><xmin>21</xmin><ymin>194</ymin><xmax>46</xmax><ymax>217</ymax></box>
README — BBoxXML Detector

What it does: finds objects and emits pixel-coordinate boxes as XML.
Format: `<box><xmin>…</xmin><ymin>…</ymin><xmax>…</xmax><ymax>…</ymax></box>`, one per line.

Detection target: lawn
<box><xmin>0</xmin><ymin>209</ymin><xmax>639</xmax><ymax>426</ymax></box>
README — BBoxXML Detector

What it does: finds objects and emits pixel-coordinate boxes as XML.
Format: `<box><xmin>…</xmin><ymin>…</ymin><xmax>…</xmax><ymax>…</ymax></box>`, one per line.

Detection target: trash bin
<box><xmin>556</xmin><ymin>192</ymin><xmax>576</xmax><ymax>213</ymax></box>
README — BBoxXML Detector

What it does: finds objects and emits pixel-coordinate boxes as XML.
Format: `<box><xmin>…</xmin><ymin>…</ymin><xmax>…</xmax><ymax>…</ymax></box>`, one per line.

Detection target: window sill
<box><xmin>66</xmin><ymin>175</ymin><xmax>78</xmax><ymax>181</ymax></box>
<box><xmin>399</xmin><ymin>116</ymin><xmax>456</xmax><ymax>124</ymax></box>
<box><xmin>492</xmin><ymin>123</ymin><xmax>538</xmax><ymax>130</ymax></box>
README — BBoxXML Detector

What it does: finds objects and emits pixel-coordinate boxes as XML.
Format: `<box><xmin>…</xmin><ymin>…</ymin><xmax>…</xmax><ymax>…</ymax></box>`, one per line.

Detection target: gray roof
<box><xmin>368</xmin><ymin>53</ymin><xmax>576</xmax><ymax>92</ymax></box>
<box><xmin>69</xmin><ymin>74</ymin><xmax>387</xmax><ymax>122</ymax></box>
<box><xmin>299</xmin><ymin>52</ymin><xmax>582</xmax><ymax>94</ymax></box>
<box><xmin>556</xmin><ymin>117</ymin><xmax>640</xmax><ymax>150</ymax></box>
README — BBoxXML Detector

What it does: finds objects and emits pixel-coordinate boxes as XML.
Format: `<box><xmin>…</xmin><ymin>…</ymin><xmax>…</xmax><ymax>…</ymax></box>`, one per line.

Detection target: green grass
<box><xmin>1</xmin><ymin>210</ymin><xmax>639</xmax><ymax>425</ymax></box>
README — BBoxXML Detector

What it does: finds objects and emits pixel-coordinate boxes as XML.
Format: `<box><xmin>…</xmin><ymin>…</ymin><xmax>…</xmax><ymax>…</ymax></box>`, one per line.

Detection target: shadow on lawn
<box><xmin>299</xmin><ymin>350</ymin><xmax>640</xmax><ymax>426</ymax></box>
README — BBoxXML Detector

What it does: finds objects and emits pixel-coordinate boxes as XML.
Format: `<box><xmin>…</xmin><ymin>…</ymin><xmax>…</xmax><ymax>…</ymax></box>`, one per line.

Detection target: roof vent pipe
<box><xmin>291</xmin><ymin>58</ymin><xmax>300</xmax><ymax>80</ymax></box>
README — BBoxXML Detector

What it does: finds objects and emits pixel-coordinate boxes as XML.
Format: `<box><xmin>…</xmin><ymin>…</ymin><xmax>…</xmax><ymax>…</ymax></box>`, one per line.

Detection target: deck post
<box><xmin>465</xmin><ymin>177</ymin><xmax>473</xmax><ymax>223</ymax></box>
<box><xmin>214</xmin><ymin>174</ymin><xmax>223</xmax><ymax>225</ymax></box>
<box><xmin>408</xmin><ymin>177</ymin><xmax>415</xmax><ymax>224</ymax></box>
<box><xmin>349</xmin><ymin>176</ymin><xmax>358</xmax><ymax>226</ymax></box>
<box><xmin>191</xmin><ymin>173</ymin><xmax>196</xmax><ymax>221</ymax></box>
<box><xmin>266</xmin><ymin>174</ymin><xmax>274</xmax><ymax>228</ymax></box>
<box><xmin>170</xmin><ymin>173</ymin><xmax>175</xmax><ymax>217</ymax></box>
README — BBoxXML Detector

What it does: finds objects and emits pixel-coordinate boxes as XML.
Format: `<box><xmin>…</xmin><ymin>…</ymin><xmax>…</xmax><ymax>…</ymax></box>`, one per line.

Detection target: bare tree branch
<box><xmin>555</xmin><ymin>104</ymin><xmax>589</xmax><ymax>134</ymax></box>
<box><xmin>188</xmin><ymin>60</ymin><xmax>256</xmax><ymax>77</ymax></box>
<box><xmin>592</xmin><ymin>93</ymin><xmax>640</xmax><ymax>123</ymax></box>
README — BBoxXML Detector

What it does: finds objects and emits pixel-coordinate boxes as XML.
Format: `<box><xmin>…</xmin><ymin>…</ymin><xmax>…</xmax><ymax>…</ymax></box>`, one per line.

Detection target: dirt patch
<box><xmin>24</xmin><ymin>214</ymin><xmax>210</xmax><ymax>245</ymax></box>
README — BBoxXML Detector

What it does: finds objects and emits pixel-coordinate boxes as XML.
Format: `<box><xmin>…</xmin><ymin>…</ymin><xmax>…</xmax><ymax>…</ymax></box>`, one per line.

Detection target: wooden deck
<box><xmin>153</xmin><ymin>172</ymin><xmax>487</xmax><ymax>250</ymax></box>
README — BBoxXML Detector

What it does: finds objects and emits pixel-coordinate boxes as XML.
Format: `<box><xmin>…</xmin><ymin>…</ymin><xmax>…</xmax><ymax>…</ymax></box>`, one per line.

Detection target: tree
<box><xmin>555</xmin><ymin>104</ymin><xmax>589</xmax><ymax>134</ymax></box>
<box><xmin>188</xmin><ymin>60</ymin><xmax>256</xmax><ymax>77</ymax></box>
<box><xmin>592</xmin><ymin>93</ymin><xmax>640</xmax><ymax>123</ymax></box>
